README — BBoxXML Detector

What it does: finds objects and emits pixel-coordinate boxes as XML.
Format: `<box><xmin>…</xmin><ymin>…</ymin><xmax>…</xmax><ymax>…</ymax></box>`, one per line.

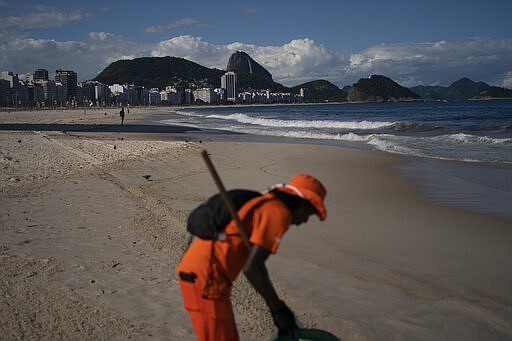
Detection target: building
<box><xmin>1</xmin><ymin>71</ymin><xmax>18</xmax><ymax>88</ymax></box>
<box><xmin>214</xmin><ymin>88</ymin><xmax>226</xmax><ymax>102</ymax></box>
<box><xmin>109</xmin><ymin>83</ymin><xmax>146</xmax><ymax>105</ymax></box>
<box><xmin>55</xmin><ymin>82</ymin><xmax>67</xmax><ymax>107</ymax></box>
<box><xmin>148</xmin><ymin>89</ymin><xmax>161</xmax><ymax>105</ymax></box>
<box><xmin>0</xmin><ymin>71</ymin><xmax>23</xmax><ymax>106</ymax></box>
<box><xmin>0</xmin><ymin>79</ymin><xmax>10</xmax><ymax>106</ymax></box>
<box><xmin>35</xmin><ymin>68</ymin><xmax>49</xmax><ymax>81</ymax></box>
<box><xmin>193</xmin><ymin>88</ymin><xmax>220</xmax><ymax>104</ymax></box>
<box><xmin>35</xmin><ymin>80</ymin><xmax>57</xmax><ymax>105</ymax></box>
<box><xmin>94</xmin><ymin>82</ymin><xmax>111</xmax><ymax>106</ymax></box>
<box><xmin>185</xmin><ymin>89</ymin><xmax>194</xmax><ymax>105</ymax></box>
<box><xmin>55</xmin><ymin>69</ymin><xmax>77</xmax><ymax>104</ymax></box>
<box><xmin>29</xmin><ymin>82</ymin><xmax>45</xmax><ymax>103</ymax></box>
<box><xmin>221</xmin><ymin>71</ymin><xmax>237</xmax><ymax>102</ymax></box>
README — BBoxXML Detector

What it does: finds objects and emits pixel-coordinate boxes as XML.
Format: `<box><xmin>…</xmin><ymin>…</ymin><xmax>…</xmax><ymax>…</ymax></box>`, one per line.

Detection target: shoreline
<box><xmin>3</xmin><ymin>106</ymin><xmax>511</xmax><ymax>222</ymax></box>
<box><xmin>149</xmin><ymin>107</ymin><xmax>512</xmax><ymax>223</ymax></box>
<box><xmin>1</xmin><ymin>109</ymin><xmax>511</xmax><ymax>340</ymax></box>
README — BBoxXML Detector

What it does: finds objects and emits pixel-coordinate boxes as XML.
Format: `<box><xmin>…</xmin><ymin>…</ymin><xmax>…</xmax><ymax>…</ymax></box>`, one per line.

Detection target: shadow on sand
<box><xmin>0</xmin><ymin>123</ymin><xmax>199</xmax><ymax>134</ymax></box>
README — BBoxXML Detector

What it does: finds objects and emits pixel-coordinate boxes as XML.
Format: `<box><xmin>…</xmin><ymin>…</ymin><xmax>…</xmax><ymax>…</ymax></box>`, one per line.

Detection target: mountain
<box><xmin>93</xmin><ymin>56</ymin><xmax>224</xmax><ymax>89</ymax></box>
<box><xmin>444</xmin><ymin>77</ymin><xmax>490</xmax><ymax>99</ymax></box>
<box><xmin>226</xmin><ymin>51</ymin><xmax>289</xmax><ymax>92</ymax></box>
<box><xmin>227</xmin><ymin>51</ymin><xmax>273</xmax><ymax>80</ymax></box>
<box><xmin>470</xmin><ymin>86</ymin><xmax>512</xmax><ymax>99</ymax></box>
<box><xmin>235</xmin><ymin>73</ymin><xmax>289</xmax><ymax>92</ymax></box>
<box><xmin>348</xmin><ymin>75</ymin><xmax>420</xmax><ymax>102</ymax></box>
<box><xmin>408</xmin><ymin>85</ymin><xmax>446</xmax><ymax>99</ymax></box>
<box><xmin>291</xmin><ymin>80</ymin><xmax>347</xmax><ymax>102</ymax></box>
<box><xmin>410</xmin><ymin>77</ymin><xmax>491</xmax><ymax>100</ymax></box>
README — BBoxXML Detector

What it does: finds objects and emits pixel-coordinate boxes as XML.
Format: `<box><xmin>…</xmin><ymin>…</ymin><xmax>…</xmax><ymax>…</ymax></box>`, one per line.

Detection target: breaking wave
<box><xmin>164</xmin><ymin>102</ymin><xmax>512</xmax><ymax>164</ymax></box>
<box><xmin>440</xmin><ymin>133</ymin><xmax>512</xmax><ymax>145</ymax></box>
<box><xmin>205</xmin><ymin>113</ymin><xmax>395</xmax><ymax>130</ymax></box>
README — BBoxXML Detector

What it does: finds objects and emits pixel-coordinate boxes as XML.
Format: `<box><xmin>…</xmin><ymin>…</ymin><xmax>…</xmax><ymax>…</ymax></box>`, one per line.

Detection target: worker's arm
<box><xmin>243</xmin><ymin>244</ymin><xmax>283</xmax><ymax>310</ymax></box>
<box><xmin>243</xmin><ymin>244</ymin><xmax>297</xmax><ymax>334</ymax></box>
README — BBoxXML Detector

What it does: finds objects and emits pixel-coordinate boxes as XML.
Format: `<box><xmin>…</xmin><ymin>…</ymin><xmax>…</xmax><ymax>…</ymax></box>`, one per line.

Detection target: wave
<box><xmin>367</xmin><ymin>137</ymin><xmax>422</xmax><ymax>157</ymax></box>
<box><xmin>205</xmin><ymin>113</ymin><xmax>396</xmax><ymax>130</ymax></box>
<box><xmin>225</xmin><ymin>127</ymin><xmax>370</xmax><ymax>142</ymax></box>
<box><xmin>175</xmin><ymin>111</ymin><xmax>450</xmax><ymax>133</ymax></box>
<box><xmin>172</xmin><ymin>109</ymin><xmax>204</xmax><ymax>117</ymax></box>
<box><xmin>390</xmin><ymin>121</ymin><xmax>445</xmax><ymax>132</ymax></box>
<box><xmin>436</xmin><ymin>133</ymin><xmax>512</xmax><ymax>145</ymax></box>
<box><xmin>159</xmin><ymin>112</ymin><xmax>512</xmax><ymax>163</ymax></box>
<box><xmin>367</xmin><ymin>133</ymin><xmax>512</xmax><ymax>163</ymax></box>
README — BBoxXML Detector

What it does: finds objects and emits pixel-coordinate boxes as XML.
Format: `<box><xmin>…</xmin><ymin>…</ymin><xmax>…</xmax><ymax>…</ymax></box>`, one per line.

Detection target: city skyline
<box><xmin>1</xmin><ymin>0</ymin><xmax>511</xmax><ymax>88</ymax></box>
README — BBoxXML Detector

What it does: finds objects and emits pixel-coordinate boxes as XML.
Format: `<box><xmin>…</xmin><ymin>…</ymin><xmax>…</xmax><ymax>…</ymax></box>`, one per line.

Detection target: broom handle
<box><xmin>201</xmin><ymin>150</ymin><xmax>251</xmax><ymax>250</ymax></box>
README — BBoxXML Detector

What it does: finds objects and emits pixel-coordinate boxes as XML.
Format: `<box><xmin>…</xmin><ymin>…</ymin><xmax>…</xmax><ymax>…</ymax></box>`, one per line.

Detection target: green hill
<box><xmin>409</xmin><ymin>85</ymin><xmax>447</xmax><ymax>99</ymax></box>
<box><xmin>348</xmin><ymin>75</ymin><xmax>420</xmax><ymax>102</ymax></box>
<box><xmin>227</xmin><ymin>51</ymin><xmax>273</xmax><ymax>80</ymax></box>
<box><xmin>93</xmin><ymin>56</ymin><xmax>224</xmax><ymax>89</ymax></box>
<box><xmin>236</xmin><ymin>73</ymin><xmax>290</xmax><ymax>92</ymax></box>
<box><xmin>471</xmin><ymin>86</ymin><xmax>512</xmax><ymax>99</ymax></box>
<box><xmin>410</xmin><ymin>78</ymin><xmax>491</xmax><ymax>100</ymax></box>
<box><xmin>444</xmin><ymin>77</ymin><xmax>490</xmax><ymax>99</ymax></box>
<box><xmin>291</xmin><ymin>80</ymin><xmax>347</xmax><ymax>102</ymax></box>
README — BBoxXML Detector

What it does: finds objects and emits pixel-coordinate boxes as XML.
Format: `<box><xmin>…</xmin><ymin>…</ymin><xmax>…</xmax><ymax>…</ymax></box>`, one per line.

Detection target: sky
<box><xmin>1</xmin><ymin>0</ymin><xmax>512</xmax><ymax>88</ymax></box>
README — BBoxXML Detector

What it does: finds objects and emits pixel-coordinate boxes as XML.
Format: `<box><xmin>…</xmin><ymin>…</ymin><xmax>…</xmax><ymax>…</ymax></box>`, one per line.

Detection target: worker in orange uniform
<box><xmin>177</xmin><ymin>174</ymin><xmax>327</xmax><ymax>340</ymax></box>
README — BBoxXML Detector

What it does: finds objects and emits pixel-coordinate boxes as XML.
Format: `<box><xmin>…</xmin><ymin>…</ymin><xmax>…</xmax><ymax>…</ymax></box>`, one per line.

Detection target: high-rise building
<box><xmin>193</xmin><ymin>88</ymin><xmax>220</xmax><ymax>104</ymax></box>
<box><xmin>35</xmin><ymin>68</ymin><xmax>49</xmax><ymax>81</ymax></box>
<box><xmin>55</xmin><ymin>69</ymin><xmax>77</xmax><ymax>102</ymax></box>
<box><xmin>221</xmin><ymin>71</ymin><xmax>237</xmax><ymax>102</ymax></box>
<box><xmin>1</xmin><ymin>71</ymin><xmax>21</xmax><ymax>105</ymax></box>
<box><xmin>0</xmin><ymin>79</ymin><xmax>10</xmax><ymax>106</ymax></box>
<box><xmin>1</xmin><ymin>71</ymin><xmax>18</xmax><ymax>88</ymax></box>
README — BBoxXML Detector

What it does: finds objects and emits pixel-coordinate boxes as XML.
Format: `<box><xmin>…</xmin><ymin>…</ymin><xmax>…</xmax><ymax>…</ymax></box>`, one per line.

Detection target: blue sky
<box><xmin>1</xmin><ymin>0</ymin><xmax>511</xmax><ymax>88</ymax></box>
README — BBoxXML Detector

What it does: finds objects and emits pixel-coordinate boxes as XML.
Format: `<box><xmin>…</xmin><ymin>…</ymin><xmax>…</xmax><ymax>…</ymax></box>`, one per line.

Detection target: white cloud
<box><xmin>2</xmin><ymin>31</ymin><xmax>512</xmax><ymax>88</ymax></box>
<box><xmin>145</xmin><ymin>18</ymin><xmax>201</xmax><ymax>33</ymax></box>
<box><xmin>0</xmin><ymin>10</ymin><xmax>83</xmax><ymax>29</ymax></box>
<box><xmin>88</xmin><ymin>32</ymin><xmax>119</xmax><ymax>42</ymax></box>
<box><xmin>152</xmin><ymin>35</ymin><xmax>231</xmax><ymax>69</ymax></box>
<box><xmin>502</xmin><ymin>72</ymin><xmax>512</xmax><ymax>88</ymax></box>
<box><xmin>152</xmin><ymin>35</ymin><xmax>344</xmax><ymax>86</ymax></box>
<box><xmin>345</xmin><ymin>37</ymin><xmax>512</xmax><ymax>87</ymax></box>
<box><xmin>0</xmin><ymin>32</ymin><xmax>150</xmax><ymax>80</ymax></box>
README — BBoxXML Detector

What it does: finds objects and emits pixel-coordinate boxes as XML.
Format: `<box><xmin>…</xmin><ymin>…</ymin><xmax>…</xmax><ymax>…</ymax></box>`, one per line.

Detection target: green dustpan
<box><xmin>271</xmin><ymin>328</ymin><xmax>340</xmax><ymax>341</ymax></box>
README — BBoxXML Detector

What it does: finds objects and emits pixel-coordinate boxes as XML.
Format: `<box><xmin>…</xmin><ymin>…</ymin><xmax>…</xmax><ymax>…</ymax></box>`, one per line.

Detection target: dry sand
<box><xmin>1</xmin><ymin>108</ymin><xmax>511</xmax><ymax>340</ymax></box>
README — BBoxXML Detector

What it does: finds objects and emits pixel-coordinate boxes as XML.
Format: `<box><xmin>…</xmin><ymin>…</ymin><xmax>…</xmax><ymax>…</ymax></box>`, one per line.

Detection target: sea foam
<box><xmin>205</xmin><ymin>113</ymin><xmax>395</xmax><ymax>130</ymax></box>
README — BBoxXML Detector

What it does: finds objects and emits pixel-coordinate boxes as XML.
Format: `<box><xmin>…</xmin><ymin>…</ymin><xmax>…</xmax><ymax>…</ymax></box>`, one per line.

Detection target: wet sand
<box><xmin>1</xmin><ymin>108</ymin><xmax>511</xmax><ymax>340</ymax></box>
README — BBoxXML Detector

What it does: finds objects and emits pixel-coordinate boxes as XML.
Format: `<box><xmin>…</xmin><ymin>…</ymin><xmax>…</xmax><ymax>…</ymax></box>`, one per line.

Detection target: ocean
<box><xmin>158</xmin><ymin>100</ymin><xmax>512</xmax><ymax>220</ymax></box>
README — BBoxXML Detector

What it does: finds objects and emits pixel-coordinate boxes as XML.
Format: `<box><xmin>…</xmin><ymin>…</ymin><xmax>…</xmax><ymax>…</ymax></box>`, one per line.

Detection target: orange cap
<box><xmin>282</xmin><ymin>174</ymin><xmax>327</xmax><ymax>221</ymax></box>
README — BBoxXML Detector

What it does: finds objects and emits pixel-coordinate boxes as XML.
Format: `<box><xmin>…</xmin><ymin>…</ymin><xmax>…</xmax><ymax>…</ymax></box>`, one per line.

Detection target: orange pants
<box><xmin>179</xmin><ymin>280</ymin><xmax>239</xmax><ymax>341</ymax></box>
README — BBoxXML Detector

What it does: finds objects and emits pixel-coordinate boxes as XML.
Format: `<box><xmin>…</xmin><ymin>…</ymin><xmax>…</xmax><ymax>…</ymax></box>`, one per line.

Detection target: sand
<box><xmin>1</xmin><ymin>108</ymin><xmax>511</xmax><ymax>340</ymax></box>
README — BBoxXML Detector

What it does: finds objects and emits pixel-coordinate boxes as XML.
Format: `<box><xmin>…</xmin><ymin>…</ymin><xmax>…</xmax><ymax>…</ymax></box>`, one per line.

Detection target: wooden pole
<box><xmin>201</xmin><ymin>149</ymin><xmax>251</xmax><ymax>250</ymax></box>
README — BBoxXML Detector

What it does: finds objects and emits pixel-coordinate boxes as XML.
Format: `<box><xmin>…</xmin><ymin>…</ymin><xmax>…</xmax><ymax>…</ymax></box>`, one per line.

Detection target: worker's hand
<box><xmin>271</xmin><ymin>301</ymin><xmax>298</xmax><ymax>336</ymax></box>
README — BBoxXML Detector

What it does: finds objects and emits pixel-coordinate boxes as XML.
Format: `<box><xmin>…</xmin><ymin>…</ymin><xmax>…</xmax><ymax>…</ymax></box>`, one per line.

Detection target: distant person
<box><xmin>119</xmin><ymin>107</ymin><xmax>125</xmax><ymax>125</ymax></box>
<box><xmin>177</xmin><ymin>174</ymin><xmax>327</xmax><ymax>340</ymax></box>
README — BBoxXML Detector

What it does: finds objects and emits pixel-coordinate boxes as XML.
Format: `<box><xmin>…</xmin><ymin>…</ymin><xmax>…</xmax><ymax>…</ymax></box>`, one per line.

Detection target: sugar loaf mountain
<box><xmin>93</xmin><ymin>52</ymin><xmax>512</xmax><ymax>103</ymax></box>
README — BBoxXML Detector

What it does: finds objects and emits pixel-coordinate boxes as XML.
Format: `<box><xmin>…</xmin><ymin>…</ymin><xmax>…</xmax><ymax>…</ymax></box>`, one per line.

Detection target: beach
<box><xmin>1</xmin><ymin>108</ymin><xmax>511</xmax><ymax>340</ymax></box>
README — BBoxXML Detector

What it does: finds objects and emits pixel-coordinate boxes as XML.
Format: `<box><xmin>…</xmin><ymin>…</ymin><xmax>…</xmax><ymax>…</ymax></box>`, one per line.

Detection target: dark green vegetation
<box><xmin>94</xmin><ymin>57</ymin><xmax>225</xmax><ymax>89</ymax></box>
<box><xmin>471</xmin><ymin>86</ymin><xmax>512</xmax><ymax>99</ymax></box>
<box><xmin>347</xmin><ymin>75</ymin><xmax>420</xmax><ymax>102</ymax></box>
<box><xmin>236</xmin><ymin>73</ymin><xmax>290</xmax><ymax>92</ymax></box>
<box><xmin>227</xmin><ymin>51</ymin><xmax>273</xmax><ymax>80</ymax></box>
<box><xmin>291</xmin><ymin>80</ymin><xmax>348</xmax><ymax>102</ymax></box>
<box><xmin>410</xmin><ymin>77</ymin><xmax>511</xmax><ymax>100</ymax></box>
